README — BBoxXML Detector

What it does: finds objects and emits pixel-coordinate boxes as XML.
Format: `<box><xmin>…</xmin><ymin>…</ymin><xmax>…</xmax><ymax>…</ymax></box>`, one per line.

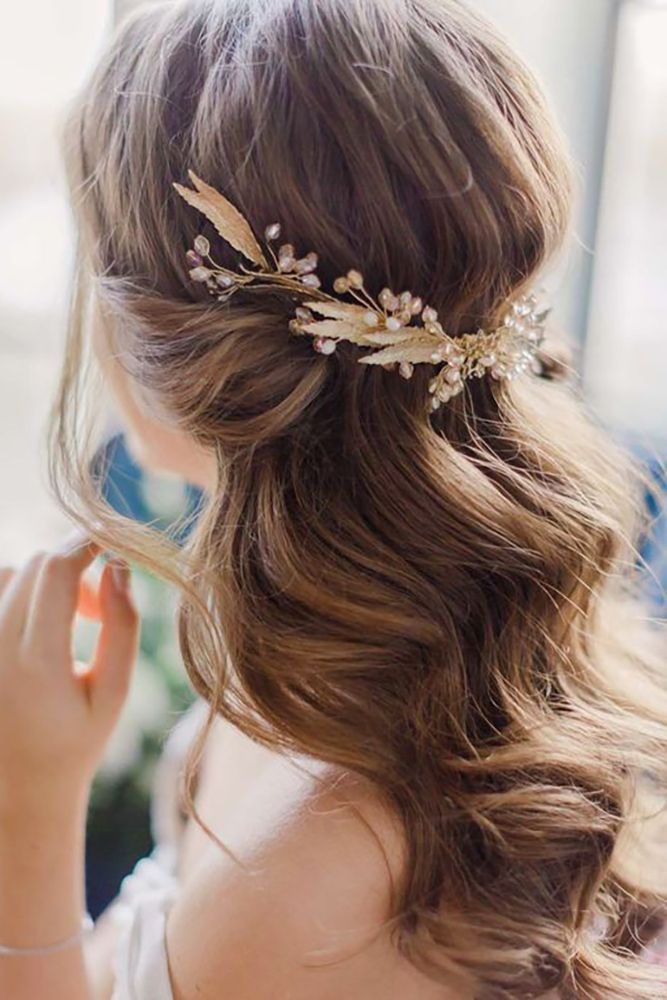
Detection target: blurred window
<box><xmin>0</xmin><ymin>0</ymin><xmax>111</xmax><ymax>561</ymax></box>
<box><xmin>585</xmin><ymin>0</ymin><xmax>667</xmax><ymax>439</ymax></box>
<box><xmin>470</xmin><ymin>0</ymin><xmax>622</xmax><ymax>344</ymax></box>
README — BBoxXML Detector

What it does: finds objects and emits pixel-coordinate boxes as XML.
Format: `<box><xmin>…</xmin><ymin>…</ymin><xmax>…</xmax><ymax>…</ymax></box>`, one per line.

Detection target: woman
<box><xmin>1</xmin><ymin>0</ymin><xmax>666</xmax><ymax>997</ymax></box>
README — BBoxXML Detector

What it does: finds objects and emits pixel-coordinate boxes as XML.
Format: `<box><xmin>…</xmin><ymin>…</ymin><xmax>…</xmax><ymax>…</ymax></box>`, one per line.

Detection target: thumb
<box><xmin>91</xmin><ymin>560</ymin><xmax>140</xmax><ymax>712</ymax></box>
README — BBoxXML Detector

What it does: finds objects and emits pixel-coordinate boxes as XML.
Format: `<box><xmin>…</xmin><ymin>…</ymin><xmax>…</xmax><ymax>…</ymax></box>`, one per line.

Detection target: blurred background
<box><xmin>0</xmin><ymin>0</ymin><xmax>665</xmax><ymax>913</ymax></box>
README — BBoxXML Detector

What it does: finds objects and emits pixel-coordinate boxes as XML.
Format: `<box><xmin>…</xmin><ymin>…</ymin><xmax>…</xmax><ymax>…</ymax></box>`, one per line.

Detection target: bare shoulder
<box><xmin>166</xmin><ymin>753</ymin><xmax>450</xmax><ymax>999</ymax></box>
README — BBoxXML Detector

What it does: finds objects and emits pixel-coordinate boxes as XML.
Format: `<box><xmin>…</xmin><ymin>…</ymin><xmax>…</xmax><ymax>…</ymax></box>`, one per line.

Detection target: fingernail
<box><xmin>110</xmin><ymin>560</ymin><xmax>131</xmax><ymax>594</ymax></box>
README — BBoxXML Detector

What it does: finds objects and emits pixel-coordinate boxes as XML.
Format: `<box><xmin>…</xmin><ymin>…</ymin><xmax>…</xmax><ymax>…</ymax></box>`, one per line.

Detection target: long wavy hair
<box><xmin>53</xmin><ymin>0</ymin><xmax>667</xmax><ymax>996</ymax></box>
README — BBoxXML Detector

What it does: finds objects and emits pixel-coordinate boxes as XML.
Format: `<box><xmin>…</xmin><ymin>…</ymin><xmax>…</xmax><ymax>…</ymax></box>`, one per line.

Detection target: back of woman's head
<box><xmin>55</xmin><ymin>0</ymin><xmax>667</xmax><ymax>996</ymax></box>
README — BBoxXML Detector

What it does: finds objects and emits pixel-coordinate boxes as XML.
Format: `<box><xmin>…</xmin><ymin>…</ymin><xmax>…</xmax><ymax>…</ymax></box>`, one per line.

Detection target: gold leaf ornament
<box><xmin>300</xmin><ymin>319</ymin><xmax>377</xmax><ymax>345</ymax></box>
<box><xmin>173</xmin><ymin>170</ymin><xmax>268</xmax><ymax>268</ymax></box>
<box><xmin>359</xmin><ymin>341</ymin><xmax>446</xmax><ymax>367</ymax></box>
<box><xmin>361</xmin><ymin>329</ymin><xmax>420</xmax><ymax>346</ymax></box>
<box><xmin>302</xmin><ymin>300</ymin><xmax>376</xmax><ymax>323</ymax></box>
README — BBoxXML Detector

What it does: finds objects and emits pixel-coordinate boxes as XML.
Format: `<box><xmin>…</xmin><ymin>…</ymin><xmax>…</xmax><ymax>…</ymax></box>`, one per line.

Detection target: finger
<box><xmin>90</xmin><ymin>561</ymin><xmax>139</xmax><ymax>710</ymax></box>
<box><xmin>22</xmin><ymin>539</ymin><xmax>100</xmax><ymax>658</ymax></box>
<box><xmin>0</xmin><ymin>552</ymin><xmax>48</xmax><ymax>643</ymax></box>
<box><xmin>0</xmin><ymin>567</ymin><xmax>15</xmax><ymax>599</ymax></box>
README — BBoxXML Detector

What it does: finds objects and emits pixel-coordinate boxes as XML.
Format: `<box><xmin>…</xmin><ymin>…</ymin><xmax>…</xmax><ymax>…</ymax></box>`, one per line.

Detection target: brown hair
<box><xmin>53</xmin><ymin>0</ymin><xmax>667</xmax><ymax>996</ymax></box>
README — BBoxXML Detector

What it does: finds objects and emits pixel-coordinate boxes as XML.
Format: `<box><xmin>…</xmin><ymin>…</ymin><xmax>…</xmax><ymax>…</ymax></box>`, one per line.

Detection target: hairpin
<box><xmin>174</xmin><ymin>171</ymin><xmax>550</xmax><ymax>412</ymax></box>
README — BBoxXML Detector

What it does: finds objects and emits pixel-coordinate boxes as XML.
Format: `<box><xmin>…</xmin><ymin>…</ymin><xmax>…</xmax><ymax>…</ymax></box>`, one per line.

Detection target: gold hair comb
<box><xmin>174</xmin><ymin>171</ymin><xmax>550</xmax><ymax>411</ymax></box>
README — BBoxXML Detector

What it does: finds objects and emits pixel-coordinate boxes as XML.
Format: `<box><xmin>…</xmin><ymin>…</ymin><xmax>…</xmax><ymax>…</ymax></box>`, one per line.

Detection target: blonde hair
<box><xmin>53</xmin><ymin>0</ymin><xmax>667</xmax><ymax>996</ymax></box>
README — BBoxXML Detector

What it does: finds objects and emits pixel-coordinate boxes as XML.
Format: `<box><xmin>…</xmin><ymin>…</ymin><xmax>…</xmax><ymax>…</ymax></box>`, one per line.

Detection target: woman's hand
<box><xmin>0</xmin><ymin>537</ymin><xmax>140</xmax><ymax>814</ymax></box>
<box><xmin>0</xmin><ymin>536</ymin><xmax>138</xmax><ymax>1000</ymax></box>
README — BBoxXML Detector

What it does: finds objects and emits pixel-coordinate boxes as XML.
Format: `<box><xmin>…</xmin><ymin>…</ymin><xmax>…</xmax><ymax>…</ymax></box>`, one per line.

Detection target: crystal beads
<box><xmin>300</xmin><ymin>273</ymin><xmax>321</xmax><ymax>289</ymax></box>
<box><xmin>379</xmin><ymin>288</ymin><xmax>399</xmax><ymax>310</ymax></box>
<box><xmin>189</xmin><ymin>266</ymin><xmax>211</xmax><ymax>282</ymax></box>
<box><xmin>314</xmin><ymin>337</ymin><xmax>336</xmax><ymax>355</ymax></box>
<box><xmin>296</xmin><ymin>252</ymin><xmax>318</xmax><ymax>274</ymax></box>
<box><xmin>193</xmin><ymin>235</ymin><xmax>210</xmax><ymax>256</ymax></box>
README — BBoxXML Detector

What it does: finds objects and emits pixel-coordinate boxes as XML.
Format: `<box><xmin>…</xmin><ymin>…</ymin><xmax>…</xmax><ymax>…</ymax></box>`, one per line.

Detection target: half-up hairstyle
<box><xmin>53</xmin><ymin>1</ymin><xmax>667</xmax><ymax>996</ymax></box>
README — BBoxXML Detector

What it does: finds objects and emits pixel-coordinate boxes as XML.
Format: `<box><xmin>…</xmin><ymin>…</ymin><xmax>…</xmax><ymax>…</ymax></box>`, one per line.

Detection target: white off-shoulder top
<box><xmin>110</xmin><ymin>698</ymin><xmax>208</xmax><ymax>1000</ymax></box>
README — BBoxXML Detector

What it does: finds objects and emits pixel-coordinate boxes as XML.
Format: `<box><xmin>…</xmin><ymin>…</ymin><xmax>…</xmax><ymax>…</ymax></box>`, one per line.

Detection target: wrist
<box><xmin>0</xmin><ymin>777</ymin><xmax>90</xmax><ymax>829</ymax></box>
<box><xmin>0</xmin><ymin>775</ymin><xmax>88</xmax><ymax>948</ymax></box>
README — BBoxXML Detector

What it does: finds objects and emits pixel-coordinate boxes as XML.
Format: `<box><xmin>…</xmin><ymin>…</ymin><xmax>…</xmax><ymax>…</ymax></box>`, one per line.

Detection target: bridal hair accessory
<box><xmin>0</xmin><ymin>914</ymin><xmax>94</xmax><ymax>956</ymax></box>
<box><xmin>174</xmin><ymin>172</ymin><xmax>550</xmax><ymax>412</ymax></box>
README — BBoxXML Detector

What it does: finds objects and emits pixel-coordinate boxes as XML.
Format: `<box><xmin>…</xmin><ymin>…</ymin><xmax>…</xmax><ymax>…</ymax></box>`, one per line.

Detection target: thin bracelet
<box><xmin>0</xmin><ymin>914</ymin><xmax>94</xmax><ymax>957</ymax></box>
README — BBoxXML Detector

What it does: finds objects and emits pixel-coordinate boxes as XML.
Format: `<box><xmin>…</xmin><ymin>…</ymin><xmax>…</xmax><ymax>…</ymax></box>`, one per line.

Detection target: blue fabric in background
<box><xmin>637</xmin><ymin>448</ymin><xmax>667</xmax><ymax>615</ymax></box>
<box><xmin>93</xmin><ymin>433</ymin><xmax>203</xmax><ymax>543</ymax></box>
